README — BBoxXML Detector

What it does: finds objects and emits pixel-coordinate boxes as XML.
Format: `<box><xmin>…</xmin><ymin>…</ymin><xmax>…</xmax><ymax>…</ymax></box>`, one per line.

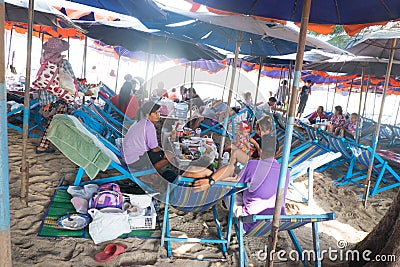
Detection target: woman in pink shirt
<box><xmin>122</xmin><ymin>101</ymin><xmax>169</xmax><ymax>171</ymax></box>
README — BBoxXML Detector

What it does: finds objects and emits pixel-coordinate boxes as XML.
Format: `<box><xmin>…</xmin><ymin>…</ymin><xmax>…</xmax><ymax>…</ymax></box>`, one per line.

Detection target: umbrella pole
<box><xmin>325</xmin><ymin>78</ymin><xmax>330</xmax><ymax>111</ymax></box>
<box><xmin>394</xmin><ymin>95</ymin><xmax>400</xmax><ymax>125</ymax></box>
<box><xmin>6</xmin><ymin>26</ymin><xmax>13</xmax><ymax>71</ymax></box>
<box><xmin>144</xmin><ymin>41</ymin><xmax>153</xmax><ymax>99</ymax></box>
<box><xmin>363</xmin><ymin>38</ymin><xmax>397</xmax><ymax>207</ymax></box>
<box><xmin>252</xmin><ymin>57</ymin><xmax>263</xmax><ymax>126</ymax></box>
<box><xmin>67</xmin><ymin>37</ymin><xmax>70</xmax><ymax>60</ymax></box>
<box><xmin>20</xmin><ymin>0</ymin><xmax>35</xmax><ymax>206</ymax></box>
<box><xmin>221</xmin><ymin>63</ymin><xmax>230</xmax><ymax>100</ymax></box>
<box><xmin>149</xmin><ymin>55</ymin><xmax>156</xmax><ymax>95</ymax></box>
<box><xmin>114</xmin><ymin>55</ymin><xmax>121</xmax><ymax>93</ymax></box>
<box><xmin>331</xmin><ymin>78</ymin><xmax>338</xmax><ymax>111</ymax></box>
<box><xmin>362</xmin><ymin>76</ymin><xmax>370</xmax><ymax>119</ymax></box>
<box><xmin>346</xmin><ymin>79</ymin><xmax>353</xmax><ymax>111</ymax></box>
<box><xmin>235</xmin><ymin>60</ymin><xmax>243</xmax><ymax>106</ymax></box>
<box><xmin>0</xmin><ymin>2</ymin><xmax>12</xmax><ymax>265</ymax></box>
<box><xmin>372</xmin><ymin>85</ymin><xmax>378</xmax><ymax>119</ymax></box>
<box><xmin>82</xmin><ymin>36</ymin><xmax>87</xmax><ymax>78</ymax></box>
<box><xmin>355</xmin><ymin>68</ymin><xmax>365</xmax><ymax>143</ymax></box>
<box><xmin>267</xmin><ymin>0</ymin><xmax>312</xmax><ymax>266</ymax></box>
<box><xmin>286</xmin><ymin>62</ymin><xmax>293</xmax><ymax>118</ymax></box>
<box><xmin>218</xmin><ymin>32</ymin><xmax>241</xmax><ymax>163</ymax></box>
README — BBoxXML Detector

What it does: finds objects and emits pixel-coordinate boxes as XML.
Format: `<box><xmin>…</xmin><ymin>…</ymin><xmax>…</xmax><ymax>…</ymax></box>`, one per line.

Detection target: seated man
<box><xmin>191</xmin><ymin>134</ymin><xmax>290</xmax><ymax>232</ymax></box>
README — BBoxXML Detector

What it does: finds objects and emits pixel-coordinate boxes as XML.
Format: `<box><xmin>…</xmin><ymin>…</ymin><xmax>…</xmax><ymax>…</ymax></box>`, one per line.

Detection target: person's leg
<box><xmin>37</xmin><ymin>103</ymin><xmax>67</xmax><ymax>152</ymax></box>
<box><xmin>230</xmin><ymin>149</ymin><xmax>250</xmax><ymax>165</ymax></box>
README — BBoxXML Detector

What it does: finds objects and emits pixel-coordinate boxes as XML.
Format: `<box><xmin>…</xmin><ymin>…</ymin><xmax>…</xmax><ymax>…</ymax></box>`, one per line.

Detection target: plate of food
<box><xmin>56</xmin><ymin>213</ymin><xmax>91</xmax><ymax>230</ymax></box>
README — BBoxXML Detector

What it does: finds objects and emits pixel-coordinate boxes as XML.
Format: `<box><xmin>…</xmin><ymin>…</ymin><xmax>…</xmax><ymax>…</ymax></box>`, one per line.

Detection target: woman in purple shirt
<box><xmin>191</xmin><ymin>132</ymin><xmax>290</xmax><ymax>232</ymax></box>
<box><xmin>122</xmin><ymin>101</ymin><xmax>169</xmax><ymax>171</ymax></box>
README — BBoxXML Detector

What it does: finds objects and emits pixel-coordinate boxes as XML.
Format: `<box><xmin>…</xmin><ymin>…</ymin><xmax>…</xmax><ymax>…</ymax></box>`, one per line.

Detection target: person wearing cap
<box><xmin>296</xmin><ymin>80</ymin><xmax>312</xmax><ymax>118</ymax></box>
<box><xmin>122</xmin><ymin>101</ymin><xmax>170</xmax><ymax>172</ymax></box>
<box><xmin>36</xmin><ymin>38</ymin><xmax>91</xmax><ymax>154</ymax></box>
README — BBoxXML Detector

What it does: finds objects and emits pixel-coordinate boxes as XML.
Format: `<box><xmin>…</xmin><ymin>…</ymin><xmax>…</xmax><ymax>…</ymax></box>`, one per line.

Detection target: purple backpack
<box><xmin>89</xmin><ymin>183</ymin><xmax>123</xmax><ymax>210</ymax></box>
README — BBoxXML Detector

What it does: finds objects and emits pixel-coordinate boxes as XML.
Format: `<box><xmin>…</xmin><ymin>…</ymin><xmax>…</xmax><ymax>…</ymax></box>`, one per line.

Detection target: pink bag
<box><xmin>33</xmin><ymin>61</ymin><xmax>77</xmax><ymax>103</ymax></box>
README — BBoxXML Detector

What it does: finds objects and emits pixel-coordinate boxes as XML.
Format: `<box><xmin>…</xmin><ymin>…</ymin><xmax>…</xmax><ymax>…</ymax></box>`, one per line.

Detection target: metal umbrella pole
<box><xmin>325</xmin><ymin>78</ymin><xmax>330</xmax><ymax>110</ymax></box>
<box><xmin>252</xmin><ymin>57</ymin><xmax>263</xmax><ymax>126</ymax></box>
<box><xmin>82</xmin><ymin>36</ymin><xmax>87</xmax><ymax>78</ymax></box>
<box><xmin>355</xmin><ymin>67</ymin><xmax>365</xmax><ymax>142</ymax></box>
<box><xmin>218</xmin><ymin>31</ymin><xmax>242</xmax><ymax>163</ymax></box>
<box><xmin>221</xmin><ymin>63</ymin><xmax>231</xmax><ymax>101</ymax></box>
<box><xmin>372</xmin><ymin>85</ymin><xmax>378</xmax><ymax>119</ymax></box>
<box><xmin>0</xmin><ymin>1</ymin><xmax>12</xmax><ymax>265</ymax></box>
<box><xmin>331</xmin><ymin>78</ymin><xmax>338</xmax><ymax>112</ymax></box>
<box><xmin>363</xmin><ymin>38</ymin><xmax>397</xmax><ymax>207</ymax></box>
<box><xmin>345</xmin><ymin>79</ymin><xmax>354</xmax><ymax>111</ymax></box>
<box><xmin>267</xmin><ymin>0</ymin><xmax>312</xmax><ymax>266</ymax></box>
<box><xmin>362</xmin><ymin>76</ymin><xmax>370</xmax><ymax>119</ymax></box>
<box><xmin>114</xmin><ymin>55</ymin><xmax>121</xmax><ymax>93</ymax></box>
<box><xmin>394</xmin><ymin>95</ymin><xmax>400</xmax><ymax>125</ymax></box>
<box><xmin>20</xmin><ymin>0</ymin><xmax>35</xmax><ymax>206</ymax></box>
<box><xmin>144</xmin><ymin>41</ymin><xmax>153</xmax><ymax>100</ymax></box>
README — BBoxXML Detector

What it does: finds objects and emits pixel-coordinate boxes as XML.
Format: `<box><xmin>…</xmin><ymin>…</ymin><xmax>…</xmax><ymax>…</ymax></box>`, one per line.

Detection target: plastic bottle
<box><xmin>316</xmin><ymin>115</ymin><xmax>321</xmax><ymax>124</ymax></box>
<box><xmin>175</xmin><ymin>101</ymin><xmax>188</xmax><ymax>119</ymax></box>
<box><xmin>222</xmin><ymin>152</ymin><xmax>230</xmax><ymax>166</ymax></box>
<box><xmin>195</xmin><ymin>128</ymin><xmax>201</xmax><ymax>137</ymax></box>
<box><xmin>177</xmin><ymin>124</ymin><xmax>184</xmax><ymax>142</ymax></box>
<box><xmin>171</xmin><ymin>125</ymin><xmax>177</xmax><ymax>142</ymax></box>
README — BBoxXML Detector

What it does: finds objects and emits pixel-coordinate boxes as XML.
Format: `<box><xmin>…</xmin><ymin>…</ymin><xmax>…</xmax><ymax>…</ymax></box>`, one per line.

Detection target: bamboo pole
<box><xmin>20</xmin><ymin>0</ymin><xmax>35</xmax><ymax>206</ymax></box>
<box><xmin>0</xmin><ymin>1</ymin><xmax>12</xmax><ymax>265</ymax></box>
<box><xmin>363</xmin><ymin>38</ymin><xmax>397</xmax><ymax>207</ymax></box>
<box><xmin>355</xmin><ymin>68</ymin><xmax>365</xmax><ymax>143</ymax></box>
<box><xmin>266</xmin><ymin>0</ymin><xmax>312</xmax><ymax>266</ymax></box>
<box><xmin>218</xmin><ymin>32</ymin><xmax>242</xmax><ymax>162</ymax></box>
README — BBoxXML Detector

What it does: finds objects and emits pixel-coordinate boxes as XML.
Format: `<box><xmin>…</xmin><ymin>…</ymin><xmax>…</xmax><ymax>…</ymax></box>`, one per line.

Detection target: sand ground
<box><xmin>7</xmin><ymin>129</ymin><xmax>397</xmax><ymax>267</ymax></box>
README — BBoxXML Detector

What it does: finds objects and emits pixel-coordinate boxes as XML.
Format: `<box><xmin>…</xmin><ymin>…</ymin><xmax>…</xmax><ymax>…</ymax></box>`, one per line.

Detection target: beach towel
<box><xmin>47</xmin><ymin>115</ymin><xmax>118</xmax><ymax>179</ymax></box>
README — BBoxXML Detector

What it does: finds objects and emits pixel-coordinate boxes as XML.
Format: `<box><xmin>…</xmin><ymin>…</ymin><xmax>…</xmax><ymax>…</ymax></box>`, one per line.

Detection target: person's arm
<box><xmin>192</xmin><ymin>164</ymin><xmax>237</xmax><ymax>191</ymax></box>
<box><xmin>249</xmin><ymin>138</ymin><xmax>260</xmax><ymax>151</ymax></box>
<box><xmin>62</xmin><ymin>60</ymin><xmax>91</xmax><ymax>95</ymax></box>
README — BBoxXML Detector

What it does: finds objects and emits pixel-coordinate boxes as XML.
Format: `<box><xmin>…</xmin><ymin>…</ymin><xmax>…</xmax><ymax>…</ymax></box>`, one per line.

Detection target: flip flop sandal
<box><xmin>35</xmin><ymin>147</ymin><xmax>56</xmax><ymax>154</ymax></box>
<box><xmin>94</xmin><ymin>243</ymin><xmax>127</xmax><ymax>263</ymax></box>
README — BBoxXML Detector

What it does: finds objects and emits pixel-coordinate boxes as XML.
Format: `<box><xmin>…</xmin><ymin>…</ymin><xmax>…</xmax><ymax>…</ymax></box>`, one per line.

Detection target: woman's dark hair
<box><xmin>335</xmin><ymin>105</ymin><xmax>343</xmax><ymax>115</ymax></box>
<box><xmin>136</xmin><ymin>101</ymin><xmax>161</xmax><ymax>120</ymax></box>
<box><xmin>118</xmin><ymin>82</ymin><xmax>133</xmax><ymax>110</ymax></box>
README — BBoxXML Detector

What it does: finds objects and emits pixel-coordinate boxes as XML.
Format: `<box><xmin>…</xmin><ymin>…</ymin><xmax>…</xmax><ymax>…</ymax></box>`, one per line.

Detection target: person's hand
<box><xmin>84</xmin><ymin>90</ymin><xmax>93</xmax><ymax>96</ymax></box>
<box><xmin>193</xmin><ymin>178</ymin><xmax>210</xmax><ymax>192</ymax></box>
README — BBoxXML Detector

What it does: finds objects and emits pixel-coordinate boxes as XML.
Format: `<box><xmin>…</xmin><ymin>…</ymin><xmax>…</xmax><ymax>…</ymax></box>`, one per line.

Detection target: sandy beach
<box><xmin>7</xmin><ymin>129</ymin><xmax>396</xmax><ymax>267</ymax></box>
